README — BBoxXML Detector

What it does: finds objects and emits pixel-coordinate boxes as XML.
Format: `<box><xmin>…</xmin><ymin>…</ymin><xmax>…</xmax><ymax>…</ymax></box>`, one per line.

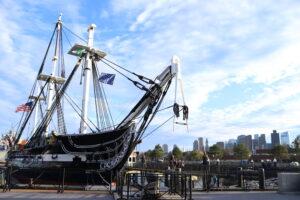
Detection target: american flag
<box><xmin>15</xmin><ymin>101</ymin><xmax>33</xmax><ymax>112</ymax></box>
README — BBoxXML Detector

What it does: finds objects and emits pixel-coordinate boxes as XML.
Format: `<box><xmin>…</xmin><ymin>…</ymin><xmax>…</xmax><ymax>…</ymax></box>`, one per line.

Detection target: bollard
<box><xmin>127</xmin><ymin>174</ymin><xmax>130</xmax><ymax>199</ymax></box>
<box><xmin>259</xmin><ymin>168</ymin><xmax>265</xmax><ymax>190</ymax></box>
<box><xmin>237</xmin><ymin>167</ymin><xmax>243</xmax><ymax>188</ymax></box>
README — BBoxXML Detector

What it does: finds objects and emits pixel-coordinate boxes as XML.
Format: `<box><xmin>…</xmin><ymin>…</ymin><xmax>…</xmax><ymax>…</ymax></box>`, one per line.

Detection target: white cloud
<box><xmin>1</xmin><ymin>0</ymin><xmax>300</xmax><ymax>149</ymax></box>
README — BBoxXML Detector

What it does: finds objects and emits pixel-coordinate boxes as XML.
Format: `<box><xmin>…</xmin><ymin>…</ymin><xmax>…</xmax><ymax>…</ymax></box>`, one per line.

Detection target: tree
<box><xmin>190</xmin><ymin>150</ymin><xmax>203</xmax><ymax>161</ymax></box>
<box><xmin>152</xmin><ymin>144</ymin><xmax>164</xmax><ymax>160</ymax></box>
<box><xmin>209</xmin><ymin>145</ymin><xmax>223</xmax><ymax>158</ymax></box>
<box><xmin>233</xmin><ymin>144</ymin><xmax>250</xmax><ymax>160</ymax></box>
<box><xmin>272</xmin><ymin>145</ymin><xmax>289</xmax><ymax>161</ymax></box>
<box><xmin>172</xmin><ymin>145</ymin><xmax>183</xmax><ymax>159</ymax></box>
<box><xmin>144</xmin><ymin>149</ymin><xmax>153</xmax><ymax>160</ymax></box>
<box><xmin>293</xmin><ymin>135</ymin><xmax>300</xmax><ymax>153</ymax></box>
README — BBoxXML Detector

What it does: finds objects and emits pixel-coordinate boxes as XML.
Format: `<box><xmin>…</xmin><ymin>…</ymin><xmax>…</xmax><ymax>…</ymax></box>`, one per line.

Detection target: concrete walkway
<box><xmin>192</xmin><ymin>191</ymin><xmax>299</xmax><ymax>200</ymax></box>
<box><xmin>0</xmin><ymin>190</ymin><xmax>113</xmax><ymax>200</ymax></box>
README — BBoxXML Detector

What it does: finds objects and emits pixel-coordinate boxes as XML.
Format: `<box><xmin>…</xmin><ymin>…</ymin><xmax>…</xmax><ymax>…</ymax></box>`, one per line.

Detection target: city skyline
<box><xmin>147</xmin><ymin>130</ymin><xmax>293</xmax><ymax>153</ymax></box>
<box><xmin>0</xmin><ymin>1</ymin><xmax>300</xmax><ymax>151</ymax></box>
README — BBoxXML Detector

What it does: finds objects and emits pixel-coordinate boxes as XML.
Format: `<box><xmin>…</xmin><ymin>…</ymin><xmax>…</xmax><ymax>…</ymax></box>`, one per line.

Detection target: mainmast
<box><xmin>80</xmin><ymin>24</ymin><xmax>96</xmax><ymax>134</ymax></box>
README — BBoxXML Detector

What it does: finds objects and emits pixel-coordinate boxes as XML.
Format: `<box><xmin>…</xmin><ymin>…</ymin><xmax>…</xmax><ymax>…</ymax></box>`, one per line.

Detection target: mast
<box><xmin>45</xmin><ymin>14</ymin><xmax>62</xmax><ymax>137</ymax></box>
<box><xmin>32</xmin><ymin>87</ymin><xmax>41</xmax><ymax>134</ymax></box>
<box><xmin>80</xmin><ymin>24</ymin><xmax>96</xmax><ymax>134</ymax></box>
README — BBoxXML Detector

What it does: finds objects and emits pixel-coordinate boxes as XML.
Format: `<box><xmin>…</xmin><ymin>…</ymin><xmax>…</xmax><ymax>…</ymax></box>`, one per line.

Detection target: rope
<box><xmin>62</xmin><ymin>28</ymin><xmax>72</xmax><ymax>48</ymax></box>
<box><xmin>102</xmin><ymin>57</ymin><xmax>155</xmax><ymax>84</ymax></box>
<box><xmin>63</xmin><ymin>92</ymin><xmax>99</xmax><ymax>132</ymax></box>
<box><xmin>142</xmin><ymin>114</ymin><xmax>175</xmax><ymax>140</ymax></box>
<box><xmin>62</xmin><ymin>24</ymin><xmax>87</xmax><ymax>43</ymax></box>
<box><xmin>100</xmin><ymin>59</ymin><xmax>149</xmax><ymax>92</ymax></box>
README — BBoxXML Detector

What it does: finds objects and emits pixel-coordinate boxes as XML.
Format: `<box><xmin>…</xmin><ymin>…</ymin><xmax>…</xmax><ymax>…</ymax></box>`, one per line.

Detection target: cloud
<box><xmin>1</xmin><ymin>0</ymin><xmax>300</xmax><ymax>150</ymax></box>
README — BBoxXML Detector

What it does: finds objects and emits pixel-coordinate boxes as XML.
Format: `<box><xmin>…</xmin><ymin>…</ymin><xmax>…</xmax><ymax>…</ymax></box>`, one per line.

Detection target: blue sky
<box><xmin>0</xmin><ymin>0</ymin><xmax>300</xmax><ymax>151</ymax></box>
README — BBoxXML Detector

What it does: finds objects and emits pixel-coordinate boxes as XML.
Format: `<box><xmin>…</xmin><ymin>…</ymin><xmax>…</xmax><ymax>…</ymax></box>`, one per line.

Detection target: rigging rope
<box><xmin>142</xmin><ymin>114</ymin><xmax>176</xmax><ymax>140</ymax></box>
<box><xmin>15</xmin><ymin>24</ymin><xmax>57</xmax><ymax>137</ymax></box>
<box><xmin>93</xmin><ymin>61</ymin><xmax>115</xmax><ymax>129</ymax></box>
<box><xmin>100</xmin><ymin>59</ymin><xmax>149</xmax><ymax>92</ymax></box>
<box><xmin>63</xmin><ymin>92</ymin><xmax>99</xmax><ymax>133</ymax></box>
<box><xmin>102</xmin><ymin>57</ymin><xmax>155</xmax><ymax>84</ymax></box>
<box><xmin>62</xmin><ymin>24</ymin><xmax>88</xmax><ymax>43</ymax></box>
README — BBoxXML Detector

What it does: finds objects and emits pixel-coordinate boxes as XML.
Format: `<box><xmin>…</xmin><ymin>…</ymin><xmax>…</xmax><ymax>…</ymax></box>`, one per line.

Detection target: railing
<box><xmin>127</xmin><ymin>161</ymin><xmax>300</xmax><ymax>192</ymax></box>
<box><xmin>116</xmin><ymin>170</ymin><xmax>192</xmax><ymax>200</ymax></box>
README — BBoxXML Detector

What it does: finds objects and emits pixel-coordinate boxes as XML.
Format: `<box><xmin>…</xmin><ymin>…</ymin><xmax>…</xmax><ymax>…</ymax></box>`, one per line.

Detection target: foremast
<box><xmin>38</xmin><ymin>14</ymin><xmax>66</xmax><ymax>137</ymax></box>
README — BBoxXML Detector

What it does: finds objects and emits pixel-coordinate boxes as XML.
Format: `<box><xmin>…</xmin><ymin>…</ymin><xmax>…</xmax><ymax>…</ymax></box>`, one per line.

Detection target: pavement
<box><xmin>0</xmin><ymin>190</ymin><xmax>299</xmax><ymax>200</ymax></box>
<box><xmin>192</xmin><ymin>191</ymin><xmax>299</xmax><ymax>200</ymax></box>
<box><xmin>0</xmin><ymin>190</ymin><xmax>113</xmax><ymax>200</ymax></box>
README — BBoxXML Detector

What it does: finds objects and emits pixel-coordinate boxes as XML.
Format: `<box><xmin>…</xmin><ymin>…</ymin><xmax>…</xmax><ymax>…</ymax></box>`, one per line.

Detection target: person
<box><xmin>141</xmin><ymin>154</ymin><xmax>146</xmax><ymax>168</ymax></box>
<box><xmin>202</xmin><ymin>152</ymin><xmax>210</xmax><ymax>191</ymax></box>
<box><xmin>212</xmin><ymin>175</ymin><xmax>217</xmax><ymax>187</ymax></box>
<box><xmin>250</xmin><ymin>159</ymin><xmax>254</xmax><ymax>169</ymax></box>
<box><xmin>202</xmin><ymin>152</ymin><xmax>210</xmax><ymax>166</ymax></box>
<box><xmin>273</xmin><ymin>158</ymin><xmax>277</xmax><ymax>168</ymax></box>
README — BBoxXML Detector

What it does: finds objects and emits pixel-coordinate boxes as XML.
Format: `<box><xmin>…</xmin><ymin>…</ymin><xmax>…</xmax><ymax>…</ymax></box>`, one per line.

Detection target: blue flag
<box><xmin>99</xmin><ymin>73</ymin><xmax>116</xmax><ymax>85</ymax></box>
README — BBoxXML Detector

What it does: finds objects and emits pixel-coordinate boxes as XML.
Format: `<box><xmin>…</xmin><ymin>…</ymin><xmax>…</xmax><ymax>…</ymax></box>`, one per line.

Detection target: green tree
<box><xmin>190</xmin><ymin>150</ymin><xmax>203</xmax><ymax>161</ymax></box>
<box><xmin>152</xmin><ymin>144</ymin><xmax>164</xmax><ymax>160</ymax></box>
<box><xmin>172</xmin><ymin>145</ymin><xmax>183</xmax><ymax>159</ymax></box>
<box><xmin>293</xmin><ymin>135</ymin><xmax>300</xmax><ymax>153</ymax></box>
<box><xmin>144</xmin><ymin>149</ymin><xmax>153</xmax><ymax>160</ymax></box>
<box><xmin>209</xmin><ymin>144</ymin><xmax>224</xmax><ymax>158</ymax></box>
<box><xmin>233</xmin><ymin>144</ymin><xmax>250</xmax><ymax>160</ymax></box>
<box><xmin>272</xmin><ymin>145</ymin><xmax>289</xmax><ymax>161</ymax></box>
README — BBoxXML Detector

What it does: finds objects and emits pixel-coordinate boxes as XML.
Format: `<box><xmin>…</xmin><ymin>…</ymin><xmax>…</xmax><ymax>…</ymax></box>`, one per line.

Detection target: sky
<box><xmin>0</xmin><ymin>0</ymin><xmax>300</xmax><ymax>151</ymax></box>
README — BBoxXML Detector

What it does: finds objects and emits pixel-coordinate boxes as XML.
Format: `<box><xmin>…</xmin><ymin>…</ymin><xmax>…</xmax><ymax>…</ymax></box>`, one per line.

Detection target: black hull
<box><xmin>7</xmin><ymin>123</ymin><xmax>137</xmax><ymax>185</ymax></box>
<box><xmin>11</xmin><ymin>167</ymin><xmax>113</xmax><ymax>186</ymax></box>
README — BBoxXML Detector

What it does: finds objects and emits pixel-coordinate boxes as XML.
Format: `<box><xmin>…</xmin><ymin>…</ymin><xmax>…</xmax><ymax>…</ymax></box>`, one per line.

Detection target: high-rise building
<box><xmin>271</xmin><ymin>130</ymin><xmax>280</xmax><ymax>148</ymax></box>
<box><xmin>216</xmin><ymin>142</ymin><xmax>225</xmax><ymax>150</ymax></box>
<box><xmin>252</xmin><ymin>135</ymin><xmax>259</xmax><ymax>151</ymax></box>
<box><xmin>245</xmin><ymin>135</ymin><xmax>253</xmax><ymax>151</ymax></box>
<box><xmin>259</xmin><ymin>134</ymin><xmax>266</xmax><ymax>149</ymax></box>
<box><xmin>198</xmin><ymin>137</ymin><xmax>204</xmax><ymax>151</ymax></box>
<box><xmin>237</xmin><ymin>135</ymin><xmax>252</xmax><ymax>151</ymax></box>
<box><xmin>225</xmin><ymin>139</ymin><xmax>236</xmax><ymax>150</ymax></box>
<box><xmin>193</xmin><ymin>140</ymin><xmax>199</xmax><ymax>151</ymax></box>
<box><xmin>162</xmin><ymin>144</ymin><xmax>168</xmax><ymax>154</ymax></box>
<box><xmin>237</xmin><ymin>135</ymin><xmax>246</xmax><ymax>145</ymax></box>
<box><xmin>205</xmin><ymin>138</ymin><xmax>209</xmax><ymax>152</ymax></box>
<box><xmin>280</xmin><ymin>132</ymin><xmax>290</xmax><ymax>146</ymax></box>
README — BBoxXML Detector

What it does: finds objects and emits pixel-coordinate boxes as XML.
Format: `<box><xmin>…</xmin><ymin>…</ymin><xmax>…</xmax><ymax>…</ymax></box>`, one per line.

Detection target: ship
<box><xmin>5</xmin><ymin>15</ymin><xmax>188</xmax><ymax>186</ymax></box>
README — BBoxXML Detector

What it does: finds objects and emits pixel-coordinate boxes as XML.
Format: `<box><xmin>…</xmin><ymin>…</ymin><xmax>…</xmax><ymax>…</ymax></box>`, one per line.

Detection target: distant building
<box><xmin>225</xmin><ymin>139</ymin><xmax>236</xmax><ymax>150</ymax></box>
<box><xmin>280</xmin><ymin>132</ymin><xmax>290</xmax><ymax>146</ymax></box>
<box><xmin>271</xmin><ymin>130</ymin><xmax>280</xmax><ymax>148</ymax></box>
<box><xmin>252</xmin><ymin>137</ymin><xmax>259</xmax><ymax>152</ymax></box>
<box><xmin>237</xmin><ymin>135</ymin><xmax>252</xmax><ymax>151</ymax></box>
<box><xmin>198</xmin><ymin>137</ymin><xmax>204</xmax><ymax>151</ymax></box>
<box><xmin>237</xmin><ymin>135</ymin><xmax>245</xmax><ymax>145</ymax></box>
<box><xmin>216</xmin><ymin>142</ymin><xmax>225</xmax><ymax>150</ymax></box>
<box><xmin>205</xmin><ymin>138</ymin><xmax>209</xmax><ymax>152</ymax></box>
<box><xmin>162</xmin><ymin>144</ymin><xmax>168</xmax><ymax>154</ymax></box>
<box><xmin>254</xmin><ymin>134</ymin><xmax>259</xmax><ymax>140</ymax></box>
<box><xmin>259</xmin><ymin>134</ymin><xmax>266</xmax><ymax>149</ymax></box>
<box><xmin>193</xmin><ymin>140</ymin><xmax>199</xmax><ymax>151</ymax></box>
